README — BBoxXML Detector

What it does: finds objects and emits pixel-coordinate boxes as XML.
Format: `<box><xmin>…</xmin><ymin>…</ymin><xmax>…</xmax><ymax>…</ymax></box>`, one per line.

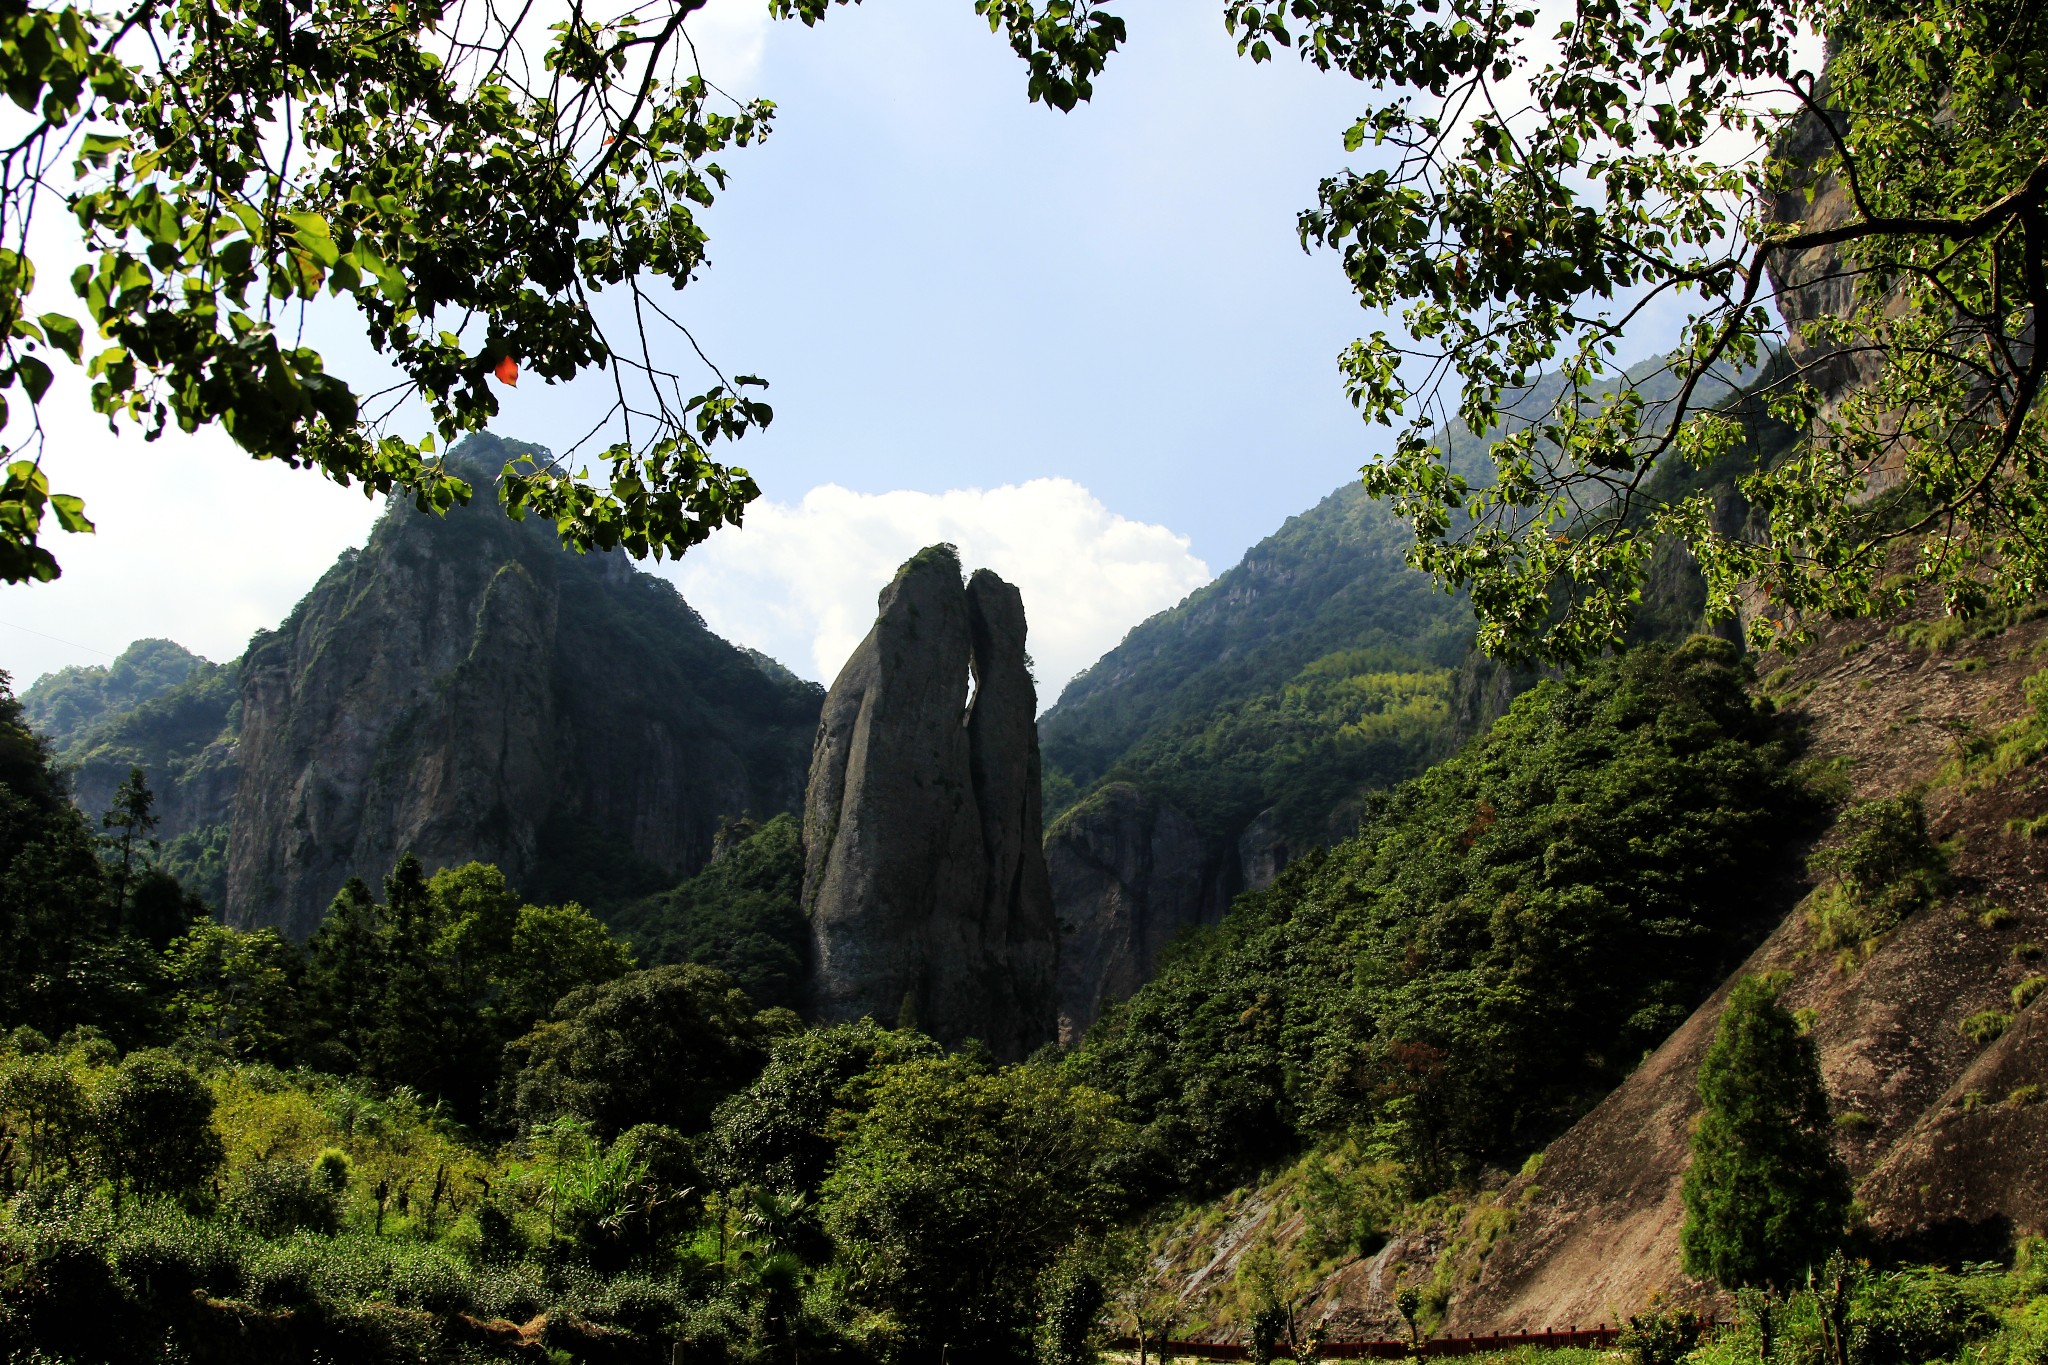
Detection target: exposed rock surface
<box><xmin>227</xmin><ymin>434</ymin><xmax>821</xmax><ymax>938</ymax></box>
<box><xmin>802</xmin><ymin>546</ymin><xmax>1057</xmax><ymax>1058</ymax></box>
<box><xmin>1046</xmin><ymin>782</ymin><xmax>1208</xmax><ymax>1043</ymax></box>
<box><xmin>1433</xmin><ymin>605</ymin><xmax>2048</xmax><ymax>1329</ymax></box>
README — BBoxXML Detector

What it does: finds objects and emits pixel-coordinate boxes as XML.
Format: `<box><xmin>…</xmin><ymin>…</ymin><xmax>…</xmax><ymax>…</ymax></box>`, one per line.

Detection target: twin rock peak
<box><xmin>801</xmin><ymin>544</ymin><xmax>1059</xmax><ymax>1060</ymax></box>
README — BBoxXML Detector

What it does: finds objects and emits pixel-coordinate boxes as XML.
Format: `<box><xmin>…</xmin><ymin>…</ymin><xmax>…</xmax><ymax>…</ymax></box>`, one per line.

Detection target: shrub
<box><xmin>312</xmin><ymin>1147</ymin><xmax>352</xmax><ymax>1194</ymax></box>
<box><xmin>471</xmin><ymin>1257</ymin><xmax>549</xmax><ymax>1323</ymax></box>
<box><xmin>598</xmin><ymin>1273</ymin><xmax>689</xmax><ymax>1339</ymax></box>
<box><xmin>1850</xmin><ymin>1270</ymin><xmax>1998</xmax><ymax>1365</ymax></box>
<box><xmin>1960</xmin><ymin>1011</ymin><xmax>2014</xmax><ymax>1046</ymax></box>
<box><xmin>1892</xmin><ymin>617</ymin><xmax>1970</xmax><ymax>653</ymax></box>
<box><xmin>223</xmin><ymin>1159</ymin><xmax>341</xmax><ymax>1238</ymax></box>
<box><xmin>469</xmin><ymin>1197</ymin><xmax>532</xmax><ymax>1266</ymax></box>
<box><xmin>1807</xmin><ymin>798</ymin><xmax>1947</xmax><ymax>954</ymax></box>
<box><xmin>238</xmin><ymin>1232</ymin><xmax>478</xmax><ymax>1320</ymax></box>
<box><xmin>381</xmin><ymin>1242</ymin><xmax>475</xmax><ymax>1315</ymax></box>
<box><xmin>242</xmin><ymin>1237</ymin><xmax>331</xmax><ymax>1314</ymax></box>
<box><xmin>1619</xmin><ymin>1307</ymin><xmax>1706</xmax><ymax>1365</ymax></box>
<box><xmin>91</xmin><ymin>1050</ymin><xmax>223</xmax><ymax>1206</ymax></box>
<box><xmin>0</xmin><ymin>1053</ymin><xmax>91</xmax><ymax>1186</ymax></box>
<box><xmin>1036</xmin><ymin>1261</ymin><xmax>1106</xmax><ymax>1365</ymax></box>
<box><xmin>107</xmin><ymin>1200</ymin><xmax>245</xmax><ymax>1304</ymax></box>
<box><xmin>1809</xmin><ymin>883</ymin><xmax>1890</xmax><ymax>964</ymax></box>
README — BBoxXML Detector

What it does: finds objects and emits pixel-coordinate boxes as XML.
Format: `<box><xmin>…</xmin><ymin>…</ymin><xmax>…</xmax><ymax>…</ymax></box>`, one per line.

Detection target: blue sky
<box><xmin>0</xmin><ymin>0</ymin><xmax>1687</xmax><ymax>699</ymax></box>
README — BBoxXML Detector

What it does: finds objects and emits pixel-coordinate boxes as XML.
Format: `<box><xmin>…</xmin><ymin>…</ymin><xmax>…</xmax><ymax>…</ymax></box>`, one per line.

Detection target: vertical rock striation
<box><xmin>226</xmin><ymin>434</ymin><xmax>821</xmax><ymax>939</ymax></box>
<box><xmin>801</xmin><ymin>546</ymin><xmax>1058</xmax><ymax>1058</ymax></box>
<box><xmin>1045</xmin><ymin>782</ymin><xmax>1207</xmax><ymax>1044</ymax></box>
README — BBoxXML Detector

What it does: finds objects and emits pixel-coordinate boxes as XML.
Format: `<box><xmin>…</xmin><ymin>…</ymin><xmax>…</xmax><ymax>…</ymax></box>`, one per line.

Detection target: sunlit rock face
<box><xmin>227</xmin><ymin>433</ymin><xmax>821</xmax><ymax>940</ymax></box>
<box><xmin>801</xmin><ymin>545</ymin><xmax>1058</xmax><ymax>1059</ymax></box>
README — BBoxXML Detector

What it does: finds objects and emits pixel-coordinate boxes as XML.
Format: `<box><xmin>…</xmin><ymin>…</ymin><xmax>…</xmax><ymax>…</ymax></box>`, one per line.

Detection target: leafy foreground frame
<box><xmin>0</xmin><ymin>0</ymin><xmax>1126</xmax><ymax>582</ymax></box>
<box><xmin>1227</xmin><ymin>0</ymin><xmax>2048</xmax><ymax>662</ymax></box>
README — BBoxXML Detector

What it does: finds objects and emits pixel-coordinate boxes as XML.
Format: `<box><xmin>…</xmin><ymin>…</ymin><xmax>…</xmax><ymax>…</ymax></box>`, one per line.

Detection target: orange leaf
<box><xmin>494</xmin><ymin>355</ymin><xmax>519</xmax><ymax>387</ymax></box>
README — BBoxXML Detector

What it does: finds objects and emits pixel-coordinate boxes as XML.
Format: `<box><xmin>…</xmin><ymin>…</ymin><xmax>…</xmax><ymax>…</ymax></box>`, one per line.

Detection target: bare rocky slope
<box><xmin>1143</xmin><ymin>602</ymin><xmax>2048</xmax><ymax>1341</ymax></box>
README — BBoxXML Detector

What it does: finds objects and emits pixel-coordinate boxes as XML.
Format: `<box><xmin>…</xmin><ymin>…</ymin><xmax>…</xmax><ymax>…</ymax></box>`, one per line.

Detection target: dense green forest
<box><xmin>607</xmin><ymin>814</ymin><xmax>809</xmax><ymax>1012</ymax></box>
<box><xmin>0</xmin><ymin>625</ymin><xmax>1900</xmax><ymax>1364</ymax></box>
<box><xmin>1075</xmin><ymin>638</ymin><xmax>1816</xmax><ymax>1193</ymax></box>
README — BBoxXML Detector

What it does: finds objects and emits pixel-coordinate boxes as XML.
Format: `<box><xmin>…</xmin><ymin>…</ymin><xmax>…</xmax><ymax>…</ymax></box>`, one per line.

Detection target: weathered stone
<box><xmin>1234</xmin><ymin>806</ymin><xmax>1290</xmax><ymax>894</ymax></box>
<box><xmin>1046</xmin><ymin>782</ymin><xmax>1208</xmax><ymax>1044</ymax></box>
<box><xmin>802</xmin><ymin>546</ymin><xmax>1057</xmax><ymax>1057</ymax></box>
<box><xmin>227</xmin><ymin>434</ymin><xmax>820</xmax><ymax>939</ymax></box>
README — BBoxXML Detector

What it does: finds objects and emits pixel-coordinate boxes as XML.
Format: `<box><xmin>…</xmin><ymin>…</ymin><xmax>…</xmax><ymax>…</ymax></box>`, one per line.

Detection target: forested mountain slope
<box><xmin>1043</xmin><ymin>355</ymin><xmax>1754</xmax><ymax>1039</ymax></box>
<box><xmin>1039</xmin><ymin>353</ymin><xmax>1754</xmax><ymax>824</ymax></box>
<box><xmin>1039</xmin><ymin>478</ymin><xmax>1479</xmax><ymax>1039</ymax></box>
<box><xmin>22</xmin><ymin>640</ymin><xmax>241</xmax><ymax>905</ymax></box>
<box><xmin>1122</xmin><ymin>593</ymin><xmax>2048</xmax><ymax>1342</ymax></box>
<box><xmin>1039</xmin><ymin>478</ymin><xmax>1476</xmax><ymax>823</ymax></box>
<box><xmin>23</xmin><ymin>638</ymin><xmax>212</xmax><ymax>752</ymax></box>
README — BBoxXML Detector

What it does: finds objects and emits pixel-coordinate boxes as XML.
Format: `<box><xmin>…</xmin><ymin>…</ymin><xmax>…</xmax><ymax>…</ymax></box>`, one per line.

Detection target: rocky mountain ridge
<box><xmin>23</xmin><ymin>434</ymin><xmax>823</xmax><ymax>939</ymax></box>
<box><xmin>228</xmin><ymin>435</ymin><xmax>823</xmax><ymax>938</ymax></box>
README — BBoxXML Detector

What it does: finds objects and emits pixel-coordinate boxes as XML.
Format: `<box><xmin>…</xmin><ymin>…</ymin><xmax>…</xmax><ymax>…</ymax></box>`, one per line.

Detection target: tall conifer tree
<box><xmin>1681</xmin><ymin>973</ymin><xmax>1851</xmax><ymax>1345</ymax></box>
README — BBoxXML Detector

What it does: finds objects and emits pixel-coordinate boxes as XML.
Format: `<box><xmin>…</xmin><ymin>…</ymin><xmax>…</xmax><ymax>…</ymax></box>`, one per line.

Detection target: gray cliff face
<box><xmin>227</xmin><ymin>435</ymin><xmax>821</xmax><ymax>939</ymax></box>
<box><xmin>1045</xmin><ymin>782</ymin><xmax>1208</xmax><ymax>1044</ymax></box>
<box><xmin>802</xmin><ymin>547</ymin><xmax>1057</xmax><ymax>1058</ymax></box>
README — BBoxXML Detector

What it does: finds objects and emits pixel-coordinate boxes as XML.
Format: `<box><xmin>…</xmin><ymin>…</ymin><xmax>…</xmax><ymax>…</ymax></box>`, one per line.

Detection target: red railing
<box><xmin>1105</xmin><ymin>1326</ymin><xmax>1626</xmax><ymax>1361</ymax></box>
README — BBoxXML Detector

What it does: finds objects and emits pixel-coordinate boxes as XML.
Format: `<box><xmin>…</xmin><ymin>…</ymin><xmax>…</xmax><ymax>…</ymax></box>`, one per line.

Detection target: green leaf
<box><xmin>49</xmin><ymin>494</ymin><xmax>92</xmax><ymax>534</ymax></box>
<box><xmin>16</xmin><ymin>357</ymin><xmax>53</xmax><ymax>404</ymax></box>
<box><xmin>78</xmin><ymin>131</ymin><xmax>129</xmax><ymax>166</ymax></box>
<box><xmin>39</xmin><ymin>313</ymin><xmax>84</xmax><ymax>361</ymax></box>
<box><xmin>283</xmin><ymin>212</ymin><xmax>341</xmax><ymax>269</ymax></box>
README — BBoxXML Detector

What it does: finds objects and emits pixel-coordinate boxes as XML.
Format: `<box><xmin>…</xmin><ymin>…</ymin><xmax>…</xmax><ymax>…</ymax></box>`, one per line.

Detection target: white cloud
<box><xmin>683</xmin><ymin>0</ymin><xmax>772</xmax><ymax>88</ymax></box>
<box><xmin>0</xmin><ymin>420</ymin><xmax>384</xmax><ymax>687</ymax></box>
<box><xmin>661</xmin><ymin>479</ymin><xmax>1211</xmax><ymax>705</ymax></box>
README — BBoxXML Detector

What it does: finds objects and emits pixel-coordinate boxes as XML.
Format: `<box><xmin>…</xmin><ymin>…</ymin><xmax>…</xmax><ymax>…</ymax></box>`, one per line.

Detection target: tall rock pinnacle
<box><xmin>801</xmin><ymin>545</ymin><xmax>1058</xmax><ymax>1057</ymax></box>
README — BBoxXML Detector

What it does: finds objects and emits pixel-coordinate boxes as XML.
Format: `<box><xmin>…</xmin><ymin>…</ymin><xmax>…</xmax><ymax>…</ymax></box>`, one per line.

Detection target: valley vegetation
<box><xmin>13</xmin><ymin>630</ymin><xmax>2046</xmax><ymax>1365</ymax></box>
